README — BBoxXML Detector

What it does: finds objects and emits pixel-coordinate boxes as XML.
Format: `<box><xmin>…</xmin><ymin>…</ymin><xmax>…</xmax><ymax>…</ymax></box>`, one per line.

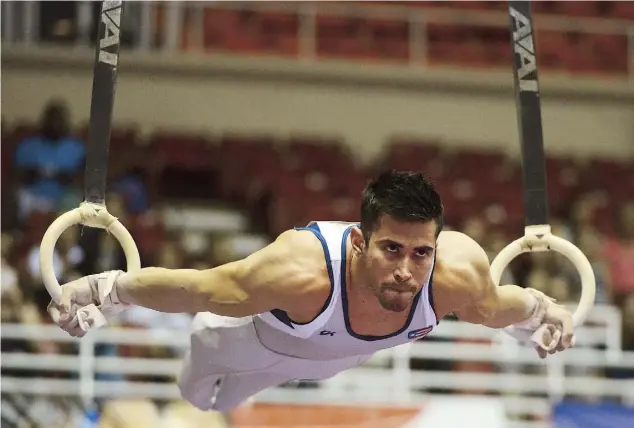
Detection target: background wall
<box><xmin>3</xmin><ymin>47</ymin><xmax>633</xmax><ymax>163</ymax></box>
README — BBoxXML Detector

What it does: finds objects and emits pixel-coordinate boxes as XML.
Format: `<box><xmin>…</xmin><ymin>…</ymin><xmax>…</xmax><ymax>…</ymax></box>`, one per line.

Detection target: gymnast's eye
<box><xmin>385</xmin><ymin>244</ymin><xmax>399</xmax><ymax>253</ymax></box>
<box><xmin>414</xmin><ymin>248</ymin><xmax>432</xmax><ymax>258</ymax></box>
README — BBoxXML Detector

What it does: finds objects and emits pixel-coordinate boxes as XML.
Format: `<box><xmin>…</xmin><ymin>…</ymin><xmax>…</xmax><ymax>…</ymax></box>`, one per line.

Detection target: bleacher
<box><xmin>176</xmin><ymin>1</ymin><xmax>634</xmax><ymax>76</ymax></box>
<box><xmin>3</xmin><ymin>124</ymin><xmax>633</xmax><ymax>239</ymax></box>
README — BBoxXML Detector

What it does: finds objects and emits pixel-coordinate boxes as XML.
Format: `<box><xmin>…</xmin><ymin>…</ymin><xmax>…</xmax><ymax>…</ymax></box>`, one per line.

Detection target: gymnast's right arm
<box><xmin>49</xmin><ymin>229</ymin><xmax>325</xmax><ymax>333</ymax></box>
<box><xmin>117</xmin><ymin>229</ymin><xmax>323</xmax><ymax>315</ymax></box>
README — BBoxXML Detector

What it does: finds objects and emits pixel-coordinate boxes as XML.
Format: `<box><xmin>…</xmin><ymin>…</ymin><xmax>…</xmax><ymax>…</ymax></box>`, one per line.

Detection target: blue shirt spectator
<box><xmin>115</xmin><ymin>173</ymin><xmax>149</xmax><ymax>214</ymax></box>
<box><xmin>15</xmin><ymin>100</ymin><xmax>85</xmax><ymax>219</ymax></box>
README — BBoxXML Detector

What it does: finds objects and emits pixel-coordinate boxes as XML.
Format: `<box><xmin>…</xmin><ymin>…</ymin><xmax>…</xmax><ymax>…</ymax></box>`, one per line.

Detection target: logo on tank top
<box><xmin>407</xmin><ymin>326</ymin><xmax>433</xmax><ymax>340</ymax></box>
<box><xmin>319</xmin><ymin>330</ymin><xmax>336</xmax><ymax>336</ymax></box>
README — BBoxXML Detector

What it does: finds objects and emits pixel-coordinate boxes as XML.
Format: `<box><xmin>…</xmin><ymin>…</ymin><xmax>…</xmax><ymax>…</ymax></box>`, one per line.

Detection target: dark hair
<box><xmin>41</xmin><ymin>99</ymin><xmax>70</xmax><ymax>140</ymax></box>
<box><xmin>360</xmin><ymin>170</ymin><xmax>444</xmax><ymax>241</ymax></box>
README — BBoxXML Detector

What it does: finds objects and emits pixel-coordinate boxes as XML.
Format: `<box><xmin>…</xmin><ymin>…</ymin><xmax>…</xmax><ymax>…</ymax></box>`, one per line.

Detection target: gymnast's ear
<box><xmin>350</xmin><ymin>226</ymin><xmax>366</xmax><ymax>254</ymax></box>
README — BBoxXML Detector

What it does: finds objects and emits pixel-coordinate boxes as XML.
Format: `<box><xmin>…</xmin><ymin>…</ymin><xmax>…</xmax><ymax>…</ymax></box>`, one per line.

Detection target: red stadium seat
<box><xmin>612</xmin><ymin>1</ymin><xmax>634</xmax><ymax>19</ymax></box>
<box><xmin>149</xmin><ymin>132</ymin><xmax>216</xmax><ymax>169</ymax></box>
<box><xmin>558</xmin><ymin>1</ymin><xmax>600</xmax><ymax>17</ymax></box>
<box><xmin>148</xmin><ymin>132</ymin><xmax>218</xmax><ymax>201</ymax></box>
<box><xmin>193</xmin><ymin>1</ymin><xmax>629</xmax><ymax>76</ymax></box>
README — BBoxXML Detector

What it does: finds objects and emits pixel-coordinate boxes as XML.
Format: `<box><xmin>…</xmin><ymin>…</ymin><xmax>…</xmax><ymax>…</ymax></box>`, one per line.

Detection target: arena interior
<box><xmin>1</xmin><ymin>1</ymin><xmax>634</xmax><ymax>427</ymax></box>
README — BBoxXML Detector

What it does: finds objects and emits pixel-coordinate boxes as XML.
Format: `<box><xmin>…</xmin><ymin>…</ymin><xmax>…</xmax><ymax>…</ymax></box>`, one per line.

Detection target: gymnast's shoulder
<box><xmin>249</xmin><ymin>227</ymin><xmax>332</xmax><ymax>289</ymax></box>
<box><xmin>432</xmin><ymin>230</ymin><xmax>493</xmax><ymax>316</ymax></box>
<box><xmin>436</xmin><ymin>230</ymin><xmax>490</xmax><ymax>268</ymax></box>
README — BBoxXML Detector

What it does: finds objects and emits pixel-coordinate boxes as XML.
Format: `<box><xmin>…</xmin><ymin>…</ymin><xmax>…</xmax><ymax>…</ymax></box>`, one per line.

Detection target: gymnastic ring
<box><xmin>490</xmin><ymin>225</ymin><xmax>596</xmax><ymax>327</ymax></box>
<box><xmin>39</xmin><ymin>201</ymin><xmax>141</xmax><ymax>304</ymax></box>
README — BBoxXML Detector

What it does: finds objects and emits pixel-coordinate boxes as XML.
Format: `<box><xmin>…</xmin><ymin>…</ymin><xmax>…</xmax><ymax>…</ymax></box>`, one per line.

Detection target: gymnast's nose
<box><xmin>394</xmin><ymin>259</ymin><xmax>412</xmax><ymax>283</ymax></box>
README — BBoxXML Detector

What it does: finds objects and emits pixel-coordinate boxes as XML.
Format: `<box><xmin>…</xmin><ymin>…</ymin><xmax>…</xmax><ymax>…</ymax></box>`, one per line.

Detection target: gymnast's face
<box><xmin>351</xmin><ymin>215</ymin><xmax>437</xmax><ymax>313</ymax></box>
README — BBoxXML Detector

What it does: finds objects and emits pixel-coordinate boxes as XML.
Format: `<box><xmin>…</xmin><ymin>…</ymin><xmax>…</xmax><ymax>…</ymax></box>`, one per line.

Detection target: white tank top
<box><xmin>253</xmin><ymin>221</ymin><xmax>439</xmax><ymax>360</ymax></box>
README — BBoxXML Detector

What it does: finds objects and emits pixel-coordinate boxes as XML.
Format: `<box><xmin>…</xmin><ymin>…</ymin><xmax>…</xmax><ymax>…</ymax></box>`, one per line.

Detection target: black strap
<box><xmin>508</xmin><ymin>1</ymin><xmax>549</xmax><ymax>226</ymax></box>
<box><xmin>84</xmin><ymin>0</ymin><xmax>124</xmax><ymax>205</ymax></box>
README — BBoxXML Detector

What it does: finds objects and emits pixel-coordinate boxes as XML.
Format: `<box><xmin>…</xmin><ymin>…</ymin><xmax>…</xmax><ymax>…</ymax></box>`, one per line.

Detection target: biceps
<box><xmin>199</xmin><ymin>272</ymin><xmax>273</xmax><ymax>317</ymax></box>
<box><xmin>203</xmin><ymin>249</ymin><xmax>305</xmax><ymax>316</ymax></box>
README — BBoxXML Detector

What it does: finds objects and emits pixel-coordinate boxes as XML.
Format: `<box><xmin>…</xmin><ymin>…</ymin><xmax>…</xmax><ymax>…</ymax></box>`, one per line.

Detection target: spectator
<box><xmin>525</xmin><ymin>266</ymin><xmax>551</xmax><ymax>296</ymax></box>
<box><xmin>462</xmin><ymin>216</ymin><xmax>486</xmax><ymax>243</ymax></box>
<box><xmin>549</xmin><ymin>275</ymin><xmax>575</xmax><ymax>304</ymax></box>
<box><xmin>622</xmin><ymin>294</ymin><xmax>634</xmax><ymax>352</ymax></box>
<box><xmin>1</xmin><ymin>233</ymin><xmax>21</xmax><ymax>313</ymax></box>
<box><xmin>576</xmin><ymin>226</ymin><xmax>608</xmax><ymax>304</ymax></box>
<box><xmin>603</xmin><ymin>203</ymin><xmax>634</xmax><ymax>304</ymax></box>
<box><xmin>14</xmin><ymin>100</ymin><xmax>85</xmax><ymax>222</ymax></box>
<box><xmin>551</xmin><ymin>216</ymin><xmax>575</xmax><ymax>243</ymax></box>
<box><xmin>114</xmin><ymin>170</ymin><xmax>150</xmax><ymax>215</ymax></box>
<box><xmin>607</xmin><ymin>294</ymin><xmax>634</xmax><ymax>380</ymax></box>
<box><xmin>570</xmin><ymin>193</ymin><xmax>604</xmax><ymax>233</ymax></box>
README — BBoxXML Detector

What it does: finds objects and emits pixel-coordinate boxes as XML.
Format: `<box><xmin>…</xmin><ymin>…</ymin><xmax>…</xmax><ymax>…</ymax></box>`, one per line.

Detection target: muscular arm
<box><xmin>437</xmin><ymin>232</ymin><xmax>536</xmax><ymax>328</ymax></box>
<box><xmin>114</xmin><ymin>229</ymin><xmax>326</xmax><ymax>317</ymax></box>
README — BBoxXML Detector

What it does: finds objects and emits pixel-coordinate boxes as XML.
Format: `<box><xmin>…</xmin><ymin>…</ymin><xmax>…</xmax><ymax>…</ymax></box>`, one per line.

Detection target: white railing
<box><xmin>2</xmin><ymin>1</ymin><xmax>633</xmax><ymax>79</ymax></box>
<box><xmin>1</xmin><ymin>304</ymin><xmax>633</xmax><ymax>426</ymax></box>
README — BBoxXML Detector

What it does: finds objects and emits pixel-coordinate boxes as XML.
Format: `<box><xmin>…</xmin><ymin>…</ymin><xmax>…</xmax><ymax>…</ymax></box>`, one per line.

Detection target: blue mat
<box><xmin>553</xmin><ymin>401</ymin><xmax>634</xmax><ymax>428</ymax></box>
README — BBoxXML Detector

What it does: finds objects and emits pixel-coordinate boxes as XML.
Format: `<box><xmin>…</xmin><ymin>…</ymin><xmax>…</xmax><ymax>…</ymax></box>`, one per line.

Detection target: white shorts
<box><xmin>177</xmin><ymin>313</ymin><xmax>370</xmax><ymax>411</ymax></box>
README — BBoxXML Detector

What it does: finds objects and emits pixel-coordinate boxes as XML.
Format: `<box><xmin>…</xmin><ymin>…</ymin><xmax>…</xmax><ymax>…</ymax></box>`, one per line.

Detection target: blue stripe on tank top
<box><xmin>427</xmin><ymin>259</ymin><xmax>439</xmax><ymax>325</ymax></box>
<box><xmin>269</xmin><ymin>223</ymin><xmax>335</xmax><ymax>328</ymax></box>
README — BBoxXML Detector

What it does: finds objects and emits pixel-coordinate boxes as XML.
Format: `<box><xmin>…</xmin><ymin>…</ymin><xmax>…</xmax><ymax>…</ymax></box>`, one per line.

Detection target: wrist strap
<box><xmin>95</xmin><ymin>270</ymin><xmax>129</xmax><ymax>317</ymax></box>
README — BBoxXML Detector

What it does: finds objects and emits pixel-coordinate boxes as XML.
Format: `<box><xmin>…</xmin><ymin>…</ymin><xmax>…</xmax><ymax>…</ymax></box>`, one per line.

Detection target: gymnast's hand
<box><xmin>533</xmin><ymin>297</ymin><xmax>575</xmax><ymax>359</ymax></box>
<box><xmin>504</xmin><ymin>288</ymin><xmax>575</xmax><ymax>359</ymax></box>
<box><xmin>47</xmin><ymin>270</ymin><xmax>129</xmax><ymax>337</ymax></box>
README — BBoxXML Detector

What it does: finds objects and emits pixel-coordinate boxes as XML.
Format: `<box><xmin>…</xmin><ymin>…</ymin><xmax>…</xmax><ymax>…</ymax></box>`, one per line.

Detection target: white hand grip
<box><xmin>39</xmin><ymin>201</ymin><xmax>141</xmax><ymax>304</ymax></box>
<box><xmin>490</xmin><ymin>225</ymin><xmax>596</xmax><ymax>327</ymax></box>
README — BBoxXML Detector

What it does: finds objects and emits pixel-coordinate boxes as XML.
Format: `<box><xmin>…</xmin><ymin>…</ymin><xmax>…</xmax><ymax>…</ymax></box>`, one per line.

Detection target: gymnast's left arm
<box><xmin>446</xmin><ymin>233</ymin><xmax>574</xmax><ymax>358</ymax></box>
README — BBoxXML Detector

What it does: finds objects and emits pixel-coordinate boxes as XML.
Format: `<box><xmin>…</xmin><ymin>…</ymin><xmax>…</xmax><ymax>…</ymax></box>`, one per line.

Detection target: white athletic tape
<box><xmin>39</xmin><ymin>201</ymin><xmax>141</xmax><ymax>330</ymax></box>
<box><xmin>490</xmin><ymin>225</ymin><xmax>596</xmax><ymax>329</ymax></box>
<box><xmin>504</xmin><ymin>324</ymin><xmax>559</xmax><ymax>351</ymax></box>
<box><xmin>77</xmin><ymin>304</ymin><xmax>109</xmax><ymax>330</ymax></box>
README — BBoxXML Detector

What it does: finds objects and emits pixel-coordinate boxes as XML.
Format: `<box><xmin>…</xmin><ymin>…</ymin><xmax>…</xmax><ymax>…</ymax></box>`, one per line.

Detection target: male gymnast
<box><xmin>48</xmin><ymin>170</ymin><xmax>574</xmax><ymax>411</ymax></box>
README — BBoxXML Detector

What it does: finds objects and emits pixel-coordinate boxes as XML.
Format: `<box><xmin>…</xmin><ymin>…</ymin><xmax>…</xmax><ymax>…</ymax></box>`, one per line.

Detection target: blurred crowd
<box><xmin>1</xmin><ymin>102</ymin><xmax>194</xmax><ymax>380</ymax></box>
<box><xmin>2</xmin><ymin>98</ymin><xmax>633</xmax><ymax>389</ymax></box>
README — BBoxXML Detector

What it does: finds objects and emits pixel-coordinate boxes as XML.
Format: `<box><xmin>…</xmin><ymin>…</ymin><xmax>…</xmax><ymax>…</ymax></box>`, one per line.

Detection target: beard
<box><xmin>377</xmin><ymin>295</ymin><xmax>409</xmax><ymax>312</ymax></box>
<box><xmin>376</xmin><ymin>285</ymin><xmax>415</xmax><ymax>312</ymax></box>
